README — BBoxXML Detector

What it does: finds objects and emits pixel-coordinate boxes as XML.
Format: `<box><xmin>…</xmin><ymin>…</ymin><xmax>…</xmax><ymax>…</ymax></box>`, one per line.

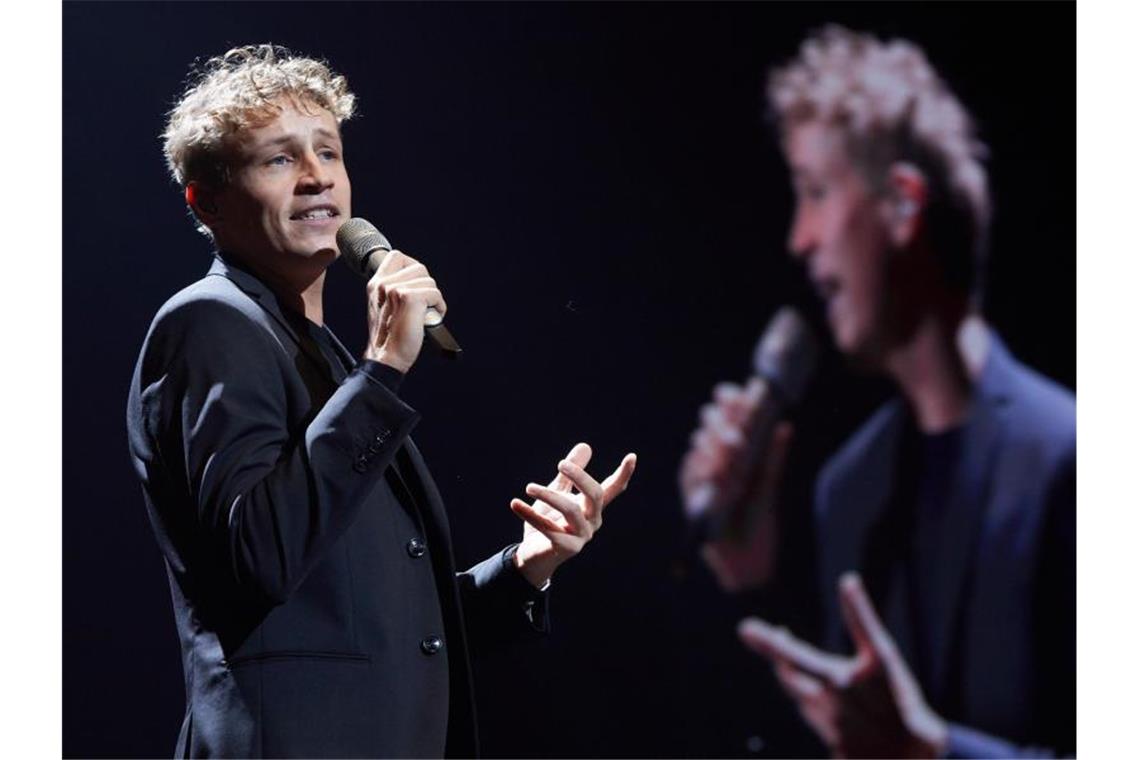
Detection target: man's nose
<box><xmin>297</xmin><ymin>150</ymin><xmax>333</xmax><ymax>193</ymax></box>
<box><xmin>787</xmin><ymin>210</ymin><xmax>816</xmax><ymax>261</ymax></box>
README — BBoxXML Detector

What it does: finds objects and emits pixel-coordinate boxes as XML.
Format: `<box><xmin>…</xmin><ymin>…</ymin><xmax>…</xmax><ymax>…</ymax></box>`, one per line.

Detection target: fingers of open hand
<box><xmin>510</xmin><ymin>498</ymin><xmax>565</xmax><ymax>535</ymax></box>
<box><xmin>551</xmin><ymin>443</ymin><xmax>593</xmax><ymax>491</ymax></box>
<box><xmin>738</xmin><ymin>618</ymin><xmax>852</xmax><ymax>688</ymax></box>
<box><xmin>838</xmin><ymin>573</ymin><xmax>897</xmax><ymax>664</ymax></box>
<box><xmin>555</xmin><ymin>459</ymin><xmax>604</xmax><ymax>519</ymax></box>
<box><xmin>524</xmin><ymin>483</ymin><xmax>591</xmax><ymax>536</ymax></box>
<box><xmin>839</xmin><ymin>575</ymin><xmax>930</xmax><ymax>715</ymax></box>
<box><xmin>510</xmin><ymin>498</ymin><xmax>585</xmax><ymax>556</ymax></box>
<box><xmin>600</xmin><ymin>453</ymin><xmax>637</xmax><ymax>505</ymax></box>
<box><xmin>775</xmin><ymin>659</ymin><xmax>825</xmax><ymax>701</ymax></box>
<box><xmin>563</xmin><ymin>442</ymin><xmax>593</xmax><ymax>469</ymax></box>
<box><xmin>771</xmin><ymin>660</ymin><xmax>842</xmax><ymax>750</ymax></box>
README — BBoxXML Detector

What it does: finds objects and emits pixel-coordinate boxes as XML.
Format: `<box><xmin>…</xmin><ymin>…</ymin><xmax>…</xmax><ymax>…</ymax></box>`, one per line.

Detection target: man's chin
<box><xmin>834</xmin><ymin>326</ymin><xmax>887</xmax><ymax>373</ymax></box>
<box><xmin>285</xmin><ymin>243</ymin><xmax>339</xmax><ymax>263</ymax></box>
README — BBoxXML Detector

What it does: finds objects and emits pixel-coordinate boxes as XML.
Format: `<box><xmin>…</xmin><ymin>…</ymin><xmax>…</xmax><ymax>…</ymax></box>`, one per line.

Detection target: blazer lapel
<box><xmin>853</xmin><ymin>406</ymin><xmax>919</xmax><ymax>670</ymax></box>
<box><xmin>206</xmin><ymin>254</ymin><xmax>338</xmax><ymax>387</ymax></box>
<box><xmin>821</xmin><ymin>401</ymin><xmax>918</xmax><ymax>660</ymax></box>
<box><xmin>398</xmin><ymin>440</ymin><xmax>456</xmax><ymax>560</ymax></box>
<box><xmin>921</xmin><ymin>332</ymin><xmax>1013</xmax><ymax>706</ymax></box>
<box><xmin>321</xmin><ymin>327</ymin><xmax>360</xmax><ymax>373</ymax></box>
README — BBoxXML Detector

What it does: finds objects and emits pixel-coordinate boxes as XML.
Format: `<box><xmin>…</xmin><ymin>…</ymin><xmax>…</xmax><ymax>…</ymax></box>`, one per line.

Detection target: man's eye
<box><xmin>266</xmin><ymin>155</ymin><xmax>292</xmax><ymax>166</ymax></box>
<box><xmin>319</xmin><ymin>149</ymin><xmax>340</xmax><ymax>161</ymax></box>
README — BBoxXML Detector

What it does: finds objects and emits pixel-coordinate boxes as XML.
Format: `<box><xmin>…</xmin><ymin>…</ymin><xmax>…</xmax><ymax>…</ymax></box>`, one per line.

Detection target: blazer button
<box><xmin>406</xmin><ymin>538</ymin><xmax>427</xmax><ymax>558</ymax></box>
<box><xmin>352</xmin><ymin>459</ymin><xmax>368</xmax><ymax>473</ymax></box>
<box><xmin>420</xmin><ymin>636</ymin><xmax>443</xmax><ymax>655</ymax></box>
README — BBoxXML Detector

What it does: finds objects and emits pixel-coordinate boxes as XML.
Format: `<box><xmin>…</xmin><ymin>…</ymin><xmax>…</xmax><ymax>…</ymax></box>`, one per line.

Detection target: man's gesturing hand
<box><xmin>363</xmin><ymin>250</ymin><xmax>447</xmax><ymax>373</ymax></box>
<box><xmin>737</xmin><ymin>573</ymin><xmax>948</xmax><ymax>759</ymax></box>
<box><xmin>510</xmin><ymin>443</ymin><xmax>637</xmax><ymax>589</ymax></box>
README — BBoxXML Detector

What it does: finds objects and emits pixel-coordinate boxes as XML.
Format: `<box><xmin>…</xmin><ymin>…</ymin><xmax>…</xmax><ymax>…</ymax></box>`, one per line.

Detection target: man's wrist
<box><xmin>511</xmin><ymin>543</ymin><xmax>555</xmax><ymax>591</ymax></box>
<box><xmin>363</xmin><ymin>347</ymin><xmax>412</xmax><ymax>374</ymax></box>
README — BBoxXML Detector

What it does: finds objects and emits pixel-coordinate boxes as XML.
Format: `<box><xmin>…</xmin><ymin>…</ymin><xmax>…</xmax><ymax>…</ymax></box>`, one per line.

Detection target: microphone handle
<box><xmin>724</xmin><ymin>389</ymin><xmax>784</xmax><ymax>541</ymax></box>
<box><xmin>424</xmin><ymin>323</ymin><xmax>462</xmax><ymax>358</ymax></box>
<box><xmin>365</xmin><ymin>246</ymin><xmax>462</xmax><ymax>359</ymax></box>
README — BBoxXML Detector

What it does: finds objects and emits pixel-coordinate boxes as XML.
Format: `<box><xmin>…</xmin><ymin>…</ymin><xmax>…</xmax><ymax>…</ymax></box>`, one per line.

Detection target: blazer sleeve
<box><xmin>129</xmin><ymin>297</ymin><xmax>420</xmax><ymax>606</ymax></box>
<box><xmin>943</xmin><ymin>723</ymin><xmax>1060</xmax><ymax>759</ymax></box>
<box><xmin>455</xmin><ymin>545</ymin><xmax>551</xmax><ymax>652</ymax></box>
<box><xmin>945</xmin><ymin>438</ymin><xmax>1076</xmax><ymax>760</ymax></box>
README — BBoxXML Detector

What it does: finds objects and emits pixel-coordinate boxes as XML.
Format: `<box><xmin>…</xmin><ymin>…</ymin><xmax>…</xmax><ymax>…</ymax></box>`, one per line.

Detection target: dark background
<box><xmin>63</xmin><ymin>2</ymin><xmax>1074</xmax><ymax>757</ymax></box>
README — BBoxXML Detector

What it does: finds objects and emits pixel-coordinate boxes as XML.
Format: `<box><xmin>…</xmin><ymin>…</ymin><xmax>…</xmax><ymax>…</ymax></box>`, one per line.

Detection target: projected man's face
<box><xmin>213</xmin><ymin>100</ymin><xmax>352</xmax><ymax>277</ymax></box>
<box><xmin>783</xmin><ymin>120</ymin><xmax>896</xmax><ymax>363</ymax></box>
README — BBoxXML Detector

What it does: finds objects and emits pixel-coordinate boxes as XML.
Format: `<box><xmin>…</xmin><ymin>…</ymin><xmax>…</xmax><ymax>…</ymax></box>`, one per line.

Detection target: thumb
<box><xmin>839</xmin><ymin>574</ymin><xmax>930</xmax><ymax>712</ymax></box>
<box><xmin>837</xmin><ymin>572</ymin><xmax>893</xmax><ymax>664</ymax></box>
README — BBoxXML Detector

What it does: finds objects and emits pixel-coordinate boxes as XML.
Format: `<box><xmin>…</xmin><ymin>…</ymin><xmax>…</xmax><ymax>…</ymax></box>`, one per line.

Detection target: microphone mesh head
<box><xmin>336</xmin><ymin>217</ymin><xmax>392</xmax><ymax>278</ymax></box>
<box><xmin>752</xmin><ymin>307</ymin><xmax>818</xmax><ymax>405</ymax></box>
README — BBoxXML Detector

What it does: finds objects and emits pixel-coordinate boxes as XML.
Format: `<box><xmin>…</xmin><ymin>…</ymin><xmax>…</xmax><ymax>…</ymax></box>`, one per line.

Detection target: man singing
<box><xmin>127</xmin><ymin>45</ymin><xmax>636</xmax><ymax>758</ymax></box>
<box><xmin>680</xmin><ymin>27</ymin><xmax>1074</xmax><ymax>758</ymax></box>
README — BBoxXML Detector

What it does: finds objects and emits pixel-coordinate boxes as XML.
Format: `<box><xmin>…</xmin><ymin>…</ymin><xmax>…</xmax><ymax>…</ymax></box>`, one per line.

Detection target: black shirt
<box><xmin>908</xmin><ymin>425</ymin><xmax>967</xmax><ymax>696</ymax></box>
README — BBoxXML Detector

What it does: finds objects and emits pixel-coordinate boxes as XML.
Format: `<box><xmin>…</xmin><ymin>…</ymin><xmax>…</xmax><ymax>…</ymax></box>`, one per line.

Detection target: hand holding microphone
<box><xmin>337</xmin><ymin>218</ymin><xmax>462</xmax><ymax>371</ymax></box>
<box><xmin>678</xmin><ymin>307</ymin><xmax>817</xmax><ymax>590</ymax></box>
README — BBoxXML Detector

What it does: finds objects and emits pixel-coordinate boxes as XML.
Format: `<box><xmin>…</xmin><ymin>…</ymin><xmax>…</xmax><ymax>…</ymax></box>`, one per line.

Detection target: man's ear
<box><xmin>185</xmin><ymin>181</ymin><xmax>221</xmax><ymax>225</ymax></box>
<box><xmin>883</xmin><ymin>162</ymin><xmax>928</xmax><ymax>247</ymax></box>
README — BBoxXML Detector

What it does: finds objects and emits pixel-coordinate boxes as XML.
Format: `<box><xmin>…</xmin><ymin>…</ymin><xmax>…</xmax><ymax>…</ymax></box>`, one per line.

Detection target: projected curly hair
<box><xmin>769</xmin><ymin>26</ymin><xmax>991</xmax><ymax>299</ymax></box>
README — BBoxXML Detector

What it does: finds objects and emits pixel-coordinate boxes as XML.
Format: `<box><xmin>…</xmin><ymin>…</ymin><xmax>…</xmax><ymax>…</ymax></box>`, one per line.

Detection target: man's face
<box><xmin>213</xmin><ymin>100</ymin><xmax>351</xmax><ymax>276</ymax></box>
<box><xmin>783</xmin><ymin>120</ymin><xmax>895</xmax><ymax>363</ymax></box>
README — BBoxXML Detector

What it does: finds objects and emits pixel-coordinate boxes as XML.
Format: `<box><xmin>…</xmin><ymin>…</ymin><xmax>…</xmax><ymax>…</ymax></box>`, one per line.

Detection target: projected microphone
<box><xmin>336</xmin><ymin>218</ymin><xmax>462</xmax><ymax>358</ymax></box>
<box><xmin>685</xmin><ymin>307</ymin><xmax>818</xmax><ymax>539</ymax></box>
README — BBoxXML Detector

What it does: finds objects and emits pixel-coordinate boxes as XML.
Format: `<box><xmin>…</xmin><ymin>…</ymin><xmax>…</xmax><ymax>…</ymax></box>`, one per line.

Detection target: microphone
<box><xmin>685</xmin><ymin>306</ymin><xmax>818</xmax><ymax>540</ymax></box>
<box><xmin>336</xmin><ymin>217</ymin><xmax>462</xmax><ymax>359</ymax></box>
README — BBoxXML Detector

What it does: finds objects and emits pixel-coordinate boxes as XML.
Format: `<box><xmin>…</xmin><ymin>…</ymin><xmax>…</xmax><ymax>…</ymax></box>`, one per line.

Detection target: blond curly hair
<box><xmin>769</xmin><ymin>26</ymin><xmax>991</xmax><ymax>297</ymax></box>
<box><xmin>162</xmin><ymin>44</ymin><xmax>356</xmax><ymax>235</ymax></box>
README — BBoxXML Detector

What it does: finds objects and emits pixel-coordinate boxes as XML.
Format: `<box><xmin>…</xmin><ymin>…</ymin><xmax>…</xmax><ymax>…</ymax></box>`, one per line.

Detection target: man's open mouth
<box><xmin>291</xmin><ymin>206</ymin><xmax>340</xmax><ymax>221</ymax></box>
<box><xmin>812</xmin><ymin>276</ymin><xmax>840</xmax><ymax>306</ymax></box>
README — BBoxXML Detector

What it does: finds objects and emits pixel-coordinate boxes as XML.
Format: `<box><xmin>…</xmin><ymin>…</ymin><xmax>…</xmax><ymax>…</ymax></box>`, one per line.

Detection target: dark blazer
<box><xmin>127</xmin><ymin>255</ymin><xmax>546</xmax><ymax>758</ymax></box>
<box><xmin>814</xmin><ymin>334</ymin><xmax>1075</xmax><ymax>758</ymax></box>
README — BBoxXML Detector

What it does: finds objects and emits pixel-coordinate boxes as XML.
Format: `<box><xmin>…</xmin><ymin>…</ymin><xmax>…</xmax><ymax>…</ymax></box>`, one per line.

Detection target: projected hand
<box><xmin>738</xmin><ymin>573</ymin><xmax>948</xmax><ymax>759</ymax></box>
<box><xmin>679</xmin><ymin>378</ymin><xmax>794</xmax><ymax>590</ymax></box>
